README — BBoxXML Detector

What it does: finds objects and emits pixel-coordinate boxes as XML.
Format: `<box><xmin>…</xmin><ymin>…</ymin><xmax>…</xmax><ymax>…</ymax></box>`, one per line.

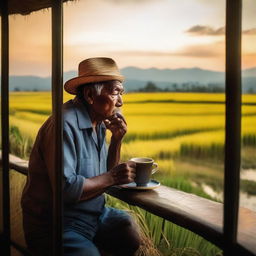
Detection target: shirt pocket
<box><xmin>79</xmin><ymin>157</ymin><xmax>94</xmax><ymax>178</ymax></box>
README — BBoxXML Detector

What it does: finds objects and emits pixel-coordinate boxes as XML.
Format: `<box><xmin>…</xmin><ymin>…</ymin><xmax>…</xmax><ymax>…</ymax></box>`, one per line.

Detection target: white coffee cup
<box><xmin>130</xmin><ymin>157</ymin><xmax>158</xmax><ymax>186</ymax></box>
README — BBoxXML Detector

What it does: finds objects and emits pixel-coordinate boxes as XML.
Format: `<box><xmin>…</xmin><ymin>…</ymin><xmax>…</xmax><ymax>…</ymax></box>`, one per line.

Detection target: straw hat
<box><xmin>64</xmin><ymin>57</ymin><xmax>125</xmax><ymax>95</ymax></box>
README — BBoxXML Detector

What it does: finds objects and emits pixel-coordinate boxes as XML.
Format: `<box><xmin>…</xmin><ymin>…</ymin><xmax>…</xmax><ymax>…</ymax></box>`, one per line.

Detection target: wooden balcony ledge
<box><xmin>2</xmin><ymin>152</ymin><xmax>256</xmax><ymax>255</ymax></box>
<box><xmin>107</xmin><ymin>185</ymin><xmax>256</xmax><ymax>255</ymax></box>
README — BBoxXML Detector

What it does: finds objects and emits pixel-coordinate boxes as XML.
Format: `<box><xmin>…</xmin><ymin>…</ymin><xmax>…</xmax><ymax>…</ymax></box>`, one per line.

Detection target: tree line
<box><xmin>137</xmin><ymin>81</ymin><xmax>226</xmax><ymax>93</ymax></box>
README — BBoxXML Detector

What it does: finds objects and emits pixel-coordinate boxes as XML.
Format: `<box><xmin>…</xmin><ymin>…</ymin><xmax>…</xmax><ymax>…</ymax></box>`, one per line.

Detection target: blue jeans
<box><xmin>63</xmin><ymin>207</ymin><xmax>140</xmax><ymax>256</ymax></box>
<box><xmin>63</xmin><ymin>231</ymin><xmax>101</xmax><ymax>256</ymax></box>
<box><xmin>24</xmin><ymin>207</ymin><xmax>140</xmax><ymax>256</ymax></box>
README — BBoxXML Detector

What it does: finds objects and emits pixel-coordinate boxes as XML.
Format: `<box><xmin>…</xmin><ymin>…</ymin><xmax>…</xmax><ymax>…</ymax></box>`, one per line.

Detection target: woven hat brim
<box><xmin>64</xmin><ymin>75</ymin><xmax>125</xmax><ymax>95</ymax></box>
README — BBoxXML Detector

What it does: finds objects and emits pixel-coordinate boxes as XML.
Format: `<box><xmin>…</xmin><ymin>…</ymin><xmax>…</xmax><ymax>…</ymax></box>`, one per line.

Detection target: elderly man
<box><xmin>21</xmin><ymin>57</ymin><xmax>141</xmax><ymax>256</ymax></box>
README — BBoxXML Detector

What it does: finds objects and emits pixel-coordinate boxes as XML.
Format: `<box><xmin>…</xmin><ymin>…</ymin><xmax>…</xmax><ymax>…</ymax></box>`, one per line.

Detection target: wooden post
<box><xmin>224</xmin><ymin>0</ymin><xmax>242</xmax><ymax>255</ymax></box>
<box><xmin>1</xmin><ymin>0</ymin><xmax>10</xmax><ymax>255</ymax></box>
<box><xmin>51</xmin><ymin>0</ymin><xmax>63</xmax><ymax>255</ymax></box>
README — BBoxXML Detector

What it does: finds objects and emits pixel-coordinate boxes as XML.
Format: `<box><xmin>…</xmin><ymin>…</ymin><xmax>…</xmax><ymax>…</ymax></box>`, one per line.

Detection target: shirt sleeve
<box><xmin>63</xmin><ymin>122</ymin><xmax>85</xmax><ymax>204</ymax></box>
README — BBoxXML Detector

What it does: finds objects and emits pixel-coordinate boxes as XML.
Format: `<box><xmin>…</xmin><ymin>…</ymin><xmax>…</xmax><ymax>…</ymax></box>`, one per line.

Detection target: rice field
<box><xmin>9</xmin><ymin>91</ymin><xmax>256</xmax><ymax>143</ymax></box>
<box><xmin>8</xmin><ymin>91</ymin><xmax>256</xmax><ymax>186</ymax></box>
<box><xmin>9</xmin><ymin>91</ymin><xmax>256</xmax><ymax>175</ymax></box>
<box><xmin>8</xmin><ymin>91</ymin><xmax>256</xmax><ymax>256</ymax></box>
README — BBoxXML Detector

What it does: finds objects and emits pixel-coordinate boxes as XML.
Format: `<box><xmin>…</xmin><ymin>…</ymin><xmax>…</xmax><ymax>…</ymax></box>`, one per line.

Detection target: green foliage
<box><xmin>134</xmin><ymin>81</ymin><xmax>226</xmax><ymax>93</ymax></box>
<box><xmin>180</xmin><ymin>143</ymin><xmax>224</xmax><ymax>161</ymax></box>
<box><xmin>9</xmin><ymin>125</ymin><xmax>33</xmax><ymax>159</ymax></box>
<box><xmin>161</xmin><ymin>220</ymin><xmax>222</xmax><ymax>256</ymax></box>
<box><xmin>242</xmin><ymin>134</ymin><xmax>256</xmax><ymax>146</ymax></box>
<box><xmin>123</xmin><ymin>128</ymin><xmax>219</xmax><ymax>143</ymax></box>
<box><xmin>240</xmin><ymin>180</ymin><xmax>256</xmax><ymax>195</ymax></box>
<box><xmin>106</xmin><ymin>195</ymin><xmax>222</xmax><ymax>256</ymax></box>
<box><xmin>191</xmin><ymin>173</ymin><xmax>223</xmax><ymax>194</ymax></box>
<box><xmin>155</xmin><ymin>174</ymin><xmax>216</xmax><ymax>201</ymax></box>
<box><xmin>138</xmin><ymin>82</ymin><xmax>160</xmax><ymax>92</ymax></box>
<box><xmin>241</xmin><ymin>147</ymin><xmax>256</xmax><ymax>169</ymax></box>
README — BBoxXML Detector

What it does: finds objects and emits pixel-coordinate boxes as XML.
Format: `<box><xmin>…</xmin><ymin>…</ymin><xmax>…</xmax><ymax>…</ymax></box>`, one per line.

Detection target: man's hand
<box><xmin>109</xmin><ymin>161</ymin><xmax>136</xmax><ymax>185</ymax></box>
<box><xmin>104</xmin><ymin>112</ymin><xmax>127</xmax><ymax>141</ymax></box>
<box><xmin>79</xmin><ymin>161</ymin><xmax>136</xmax><ymax>201</ymax></box>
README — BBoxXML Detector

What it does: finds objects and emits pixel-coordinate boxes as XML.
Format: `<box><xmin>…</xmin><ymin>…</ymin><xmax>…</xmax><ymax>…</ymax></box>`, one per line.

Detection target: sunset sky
<box><xmin>5</xmin><ymin>0</ymin><xmax>256</xmax><ymax>76</ymax></box>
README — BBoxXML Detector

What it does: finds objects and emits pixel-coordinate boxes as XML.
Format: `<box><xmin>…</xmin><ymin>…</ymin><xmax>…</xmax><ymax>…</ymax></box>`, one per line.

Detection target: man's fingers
<box><xmin>118</xmin><ymin>161</ymin><xmax>136</xmax><ymax>171</ymax></box>
<box><xmin>111</xmin><ymin>162</ymin><xmax>137</xmax><ymax>185</ymax></box>
<box><xmin>107</xmin><ymin>114</ymin><xmax>118</xmax><ymax>122</ymax></box>
<box><xmin>107</xmin><ymin>113</ymin><xmax>127</xmax><ymax>125</ymax></box>
<box><xmin>104</xmin><ymin>117</ymin><xmax>124</xmax><ymax>127</ymax></box>
<box><xmin>104</xmin><ymin>120</ymin><xmax>127</xmax><ymax>133</ymax></box>
<box><xmin>116</xmin><ymin>112</ymin><xmax>127</xmax><ymax>125</ymax></box>
<box><xmin>108</xmin><ymin>118</ymin><xmax>123</xmax><ymax>126</ymax></box>
<box><xmin>127</xmin><ymin>161</ymin><xmax>136</xmax><ymax>169</ymax></box>
<box><xmin>104</xmin><ymin>119</ymin><xmax>111</xmax><ymax>126</ymax></box>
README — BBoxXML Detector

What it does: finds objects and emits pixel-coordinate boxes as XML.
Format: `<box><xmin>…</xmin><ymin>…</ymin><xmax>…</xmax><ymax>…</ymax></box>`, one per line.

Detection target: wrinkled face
<box><xmin>91</xmin><ymin>81</ymin><xmax>124</xmax><ymax>120</ymax></box>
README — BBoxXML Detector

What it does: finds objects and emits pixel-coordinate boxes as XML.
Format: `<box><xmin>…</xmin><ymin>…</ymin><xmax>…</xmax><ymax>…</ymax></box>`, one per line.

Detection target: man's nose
<box><xmin>116</xmin><ymin>95</ymin><xmax>123</xmax><ymax>107</ymax></box>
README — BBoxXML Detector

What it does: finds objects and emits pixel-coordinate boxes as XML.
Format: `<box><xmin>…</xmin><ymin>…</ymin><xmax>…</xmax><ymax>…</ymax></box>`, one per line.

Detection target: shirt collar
<box><xmin>73</xmin><ymin>97</ymin><xmax>106</xmax><ymax>131</ymax></box>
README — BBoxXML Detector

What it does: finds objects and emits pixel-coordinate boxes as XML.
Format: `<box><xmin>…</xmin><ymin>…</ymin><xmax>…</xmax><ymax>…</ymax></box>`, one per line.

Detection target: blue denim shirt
<box><xmin>21</xmin><ymin>97</ymin><xmax>108</xmax><ymax>238</ymax></box>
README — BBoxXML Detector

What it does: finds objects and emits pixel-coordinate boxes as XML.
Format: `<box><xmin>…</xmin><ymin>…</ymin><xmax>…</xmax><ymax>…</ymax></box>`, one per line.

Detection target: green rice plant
<box><xmin>106</xmin><ymin>195</ymin><xmax>222</xmax><ymax>256</ymax></box>
<box><xmin>242</xmin><ymin>134</ymin><xmax>256</xmax><ymax>146</ymax></box>
<box><xmin>190</xmin><ymin>173</ymin><xmax>223</xmax><ymax>194</ymax></box>
<box><xmin>121</xmin><ymin>130</ymin><xmax>226</xmax><ymax>163</ymax></box>
<box><xmin>10</xmin><ymin>116</ymin><xmax>42</xmax><ymax>140</ymax></box>
<box><xmin>179</xmin><ymin>143</ymin><xmax>224</xmax><ymax>162</ymax></box>
<box><xmin>123</xmin><ymin>127</ymin><xmax>220</xmax><ymax>143</ymax></box>
<box><xmin>124</xmin><ymin>114</ymin><xmax>225</xmax><ymax>139</ymax></box>
<box><xmin>241</xmin><ymin>147</ymin><xmax>256</xmax><ymax>169</ymax></box>
<box><xmin>162</xmin><ymin>220</ymin><xmax>221</xmax><ymax>256</ymax></box>
<box><xmin>154</xmin><ymin>174</ymin><xmax>215</xmax><ymax>201</ymax></box>
<box><xmin>13</xmin><ymin>111</ymin><xmax>49</xmax><ymax>124</ymax></box>
<box><xmin>9</xmin><ymin>125</ymin><xmax>33</xmax><ymax>159</ymax></box>
<box><xmin>157</xmin><ymin>175</ymin><xmax>193</xmax><ymax>192</ymax></box>
<box><xmin>123</xmin><ymin>92</ymin><xmax>226</xmax><ymax>104</ymax></box>
<box><xmin>123</xmin><ymin>103</ymin><xmax>225</xmax><ymax>116</ymax></box>
<box><xmin>240</xmin><ymin>180</ymin><xmax>256</xmax><ymax>195</ymax></box>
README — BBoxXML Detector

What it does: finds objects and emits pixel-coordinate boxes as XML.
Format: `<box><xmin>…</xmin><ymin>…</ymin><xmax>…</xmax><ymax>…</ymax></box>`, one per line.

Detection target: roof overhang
<box><xmin>1</xmin><ymin>0</ymin><xmax>74</xmax><ymax>15</ymax></box>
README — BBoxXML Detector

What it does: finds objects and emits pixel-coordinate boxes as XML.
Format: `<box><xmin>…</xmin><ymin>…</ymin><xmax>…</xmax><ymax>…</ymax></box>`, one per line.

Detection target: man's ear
<box><xmin>83</xmin><ymin>87</ymin><xmax>94</xmax><ymax>104</ymax></box>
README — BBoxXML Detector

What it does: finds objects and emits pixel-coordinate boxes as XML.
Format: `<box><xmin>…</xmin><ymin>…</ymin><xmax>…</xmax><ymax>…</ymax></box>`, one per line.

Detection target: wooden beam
<box><xmin>224</xmin><ymin>0</ymin><xmax>242</xmax><ymax>255</ymax></box>
<box><xmin>51</xmin><ymin>0</ymin><xmax>63</xmax><ymax>255</ymax></box>
<box><xmin>1</xmin><ymin>0</ymin><xmax>10</xmax><ymax>255</ymax></box>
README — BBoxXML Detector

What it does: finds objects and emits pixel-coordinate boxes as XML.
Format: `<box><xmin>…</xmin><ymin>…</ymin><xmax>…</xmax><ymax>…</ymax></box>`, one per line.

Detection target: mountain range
<box><xmin>7</xmin><ymin>66</ymin><xmax>256</xmax><ymax>93</ymax></box>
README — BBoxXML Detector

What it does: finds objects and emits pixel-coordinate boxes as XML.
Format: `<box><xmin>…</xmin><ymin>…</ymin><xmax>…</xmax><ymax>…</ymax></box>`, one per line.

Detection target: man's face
<box><xmin>91</xmin><ymin>81</ymin><xmax>124</xmax><ymax>120</ymax></box>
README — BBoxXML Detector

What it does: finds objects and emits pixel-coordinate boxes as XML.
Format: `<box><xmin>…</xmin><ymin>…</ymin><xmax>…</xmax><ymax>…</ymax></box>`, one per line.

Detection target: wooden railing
<box><xmin>3</xmin><ymin>153</ymin><xmax>256</xmax><ymax>256</ymax></box>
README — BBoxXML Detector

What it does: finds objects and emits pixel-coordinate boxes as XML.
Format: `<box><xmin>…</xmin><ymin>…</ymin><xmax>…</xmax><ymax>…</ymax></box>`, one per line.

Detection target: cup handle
<box><xmin>152</xmin><ymin>163</ymin><xmax>158</xmax><ymax>174</ymax></box>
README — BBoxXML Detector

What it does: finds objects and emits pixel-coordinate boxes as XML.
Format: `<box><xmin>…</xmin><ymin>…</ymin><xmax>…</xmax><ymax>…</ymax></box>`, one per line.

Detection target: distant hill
<box><xmin>121</xmin><ymin>67</ymin><xmax>256</xmax><ymax>93</ymax></box>
<box><xmin>6</xmin><ymin>66</ymin><xmax>256</xmax><ymax>93</ymax></box>
<box><xmin>9</xmin><ymin>76</ymin><xmax>51</xmax><ymax>91</ymax></box>
<box><xmin>122</xmin><ymin>67</ymin><xmax>225</xmax><ymax>84</ymax></box>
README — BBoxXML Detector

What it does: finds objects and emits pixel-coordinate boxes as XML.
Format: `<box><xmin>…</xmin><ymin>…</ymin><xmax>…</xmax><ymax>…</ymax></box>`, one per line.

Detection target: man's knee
<box><xmin>95</xmin><ymin>216</ymin><xmax>141</xmax><ymax>255</ymax></box>
<box><xmin>117</xmin><ymin>221</ymin><xmax>141</xmax><ymax>255</ymax></box>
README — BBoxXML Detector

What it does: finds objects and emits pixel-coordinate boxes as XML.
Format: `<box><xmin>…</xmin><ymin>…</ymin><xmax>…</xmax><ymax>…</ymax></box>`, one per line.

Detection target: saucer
<box><xmin>119</xmin><ymin>180</ymin><xmax>160</xmax><ymax>190</ymax></box>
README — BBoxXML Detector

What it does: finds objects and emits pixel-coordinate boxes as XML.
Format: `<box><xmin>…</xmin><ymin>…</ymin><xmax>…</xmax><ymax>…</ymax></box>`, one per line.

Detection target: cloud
<box><xmin>243</xmin><ymin>28</ymin><xmax>256</xmax><ymax>35</ymax></box>
<box><xmin>186</xmin><ymin>25</ymin><xmax>256</xmax><ymax>36</ymax></box>
<box><xmin>186</xmin><ymin>25</ymin><xmax>225</xmax><ymax>36</ymax></box>
<box><xmin>173</xmin><ymin>41</ymin><xmax>225</xmax><ymax>58</ymax></box>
